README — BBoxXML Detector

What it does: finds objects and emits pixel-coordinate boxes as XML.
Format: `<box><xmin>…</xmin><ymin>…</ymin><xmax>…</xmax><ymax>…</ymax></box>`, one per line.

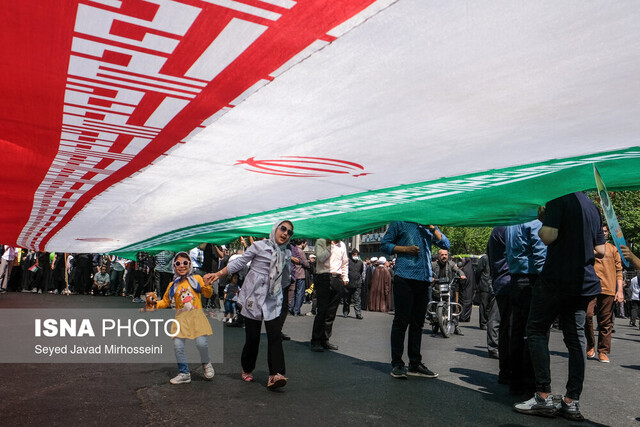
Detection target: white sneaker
<box><xmin>514</xmin><ymin>393</ymin><xmax>559</xmax><ymax>417</ymax></box>
<box><xmin>169</xmin><ymin>372</ymin><xmax>191</xmax><ymax>384</ymax></box>
<box><xmin>203</xmin><ymin>363</ymin><xmax>215</xmax><ymax>379</ymax></box>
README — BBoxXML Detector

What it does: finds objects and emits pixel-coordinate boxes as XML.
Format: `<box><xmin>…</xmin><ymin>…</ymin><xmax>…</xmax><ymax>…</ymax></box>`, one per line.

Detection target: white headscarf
<box><xmin>168</xmin><ymin>251</ymin><xmax>201</xmax><ymax>301</ymax></box>
<box><xmin>266</xmin><ymin>220</ymin><xmax>293</xmax><ymax>296</ymax></box>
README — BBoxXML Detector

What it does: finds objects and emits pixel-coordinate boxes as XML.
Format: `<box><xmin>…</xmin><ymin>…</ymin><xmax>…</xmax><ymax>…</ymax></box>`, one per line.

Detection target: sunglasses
<box><xmin>279</xmin><ymin>225</ymin><xmax>294</xmax><ymax>236</ymax></box>
<box><xmin>174</xmin><ymin>260</ymin><xmax>190</xmax><ymax>267</ymax></box>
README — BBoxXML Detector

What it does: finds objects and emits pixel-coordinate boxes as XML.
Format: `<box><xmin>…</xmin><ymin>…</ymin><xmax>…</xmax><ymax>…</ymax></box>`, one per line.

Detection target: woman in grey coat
<box><xmin>205</xmin><ymin>220</ymin><xmax>293</xmax><ymax>389</ymax></box>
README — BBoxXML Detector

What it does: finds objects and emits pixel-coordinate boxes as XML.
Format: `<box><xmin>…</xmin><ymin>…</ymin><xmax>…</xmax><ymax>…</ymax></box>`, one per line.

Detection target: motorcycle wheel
<box><xmin>431</xmin><ymin>321</ymin><xmax>439</xmax><ymax>335</ymax></box>
<box><xmin>437</xmin><ymin>305</ymin><xmax>451</xmax><ymax>338</ymax></box>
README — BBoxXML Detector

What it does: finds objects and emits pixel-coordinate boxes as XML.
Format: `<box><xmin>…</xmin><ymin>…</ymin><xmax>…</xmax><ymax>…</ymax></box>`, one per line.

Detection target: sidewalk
<box><xmin>0</xmin><ymin>292</ymin><xmax>638</xmax><ymax>426</ymax></box>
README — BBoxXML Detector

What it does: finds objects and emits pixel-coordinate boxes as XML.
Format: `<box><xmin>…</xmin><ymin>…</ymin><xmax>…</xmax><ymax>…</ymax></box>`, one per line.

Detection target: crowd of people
<box><xmin>1</xmin><ymin>191</ymin><xmax>640</xmax><ymax>420</ymax></box>
<box><xmin>483</xmin><ymin>193</ymin><xmax>640</xmax><ymax>421</ymax></box>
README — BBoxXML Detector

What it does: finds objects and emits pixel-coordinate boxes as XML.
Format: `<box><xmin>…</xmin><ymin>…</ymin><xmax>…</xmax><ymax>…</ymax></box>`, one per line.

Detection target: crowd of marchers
<box><xmin>1</xmin><ymin>191</ymin><xmax>640</xmax><ymax>416</ymax></box>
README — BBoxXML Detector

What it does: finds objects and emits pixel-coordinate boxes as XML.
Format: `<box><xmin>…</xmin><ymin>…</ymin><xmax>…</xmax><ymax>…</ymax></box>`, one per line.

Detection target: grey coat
<box><xmin>227</xmin><ymin>240</ymin><xmax>291</xmax><ymax>321</ymax></box>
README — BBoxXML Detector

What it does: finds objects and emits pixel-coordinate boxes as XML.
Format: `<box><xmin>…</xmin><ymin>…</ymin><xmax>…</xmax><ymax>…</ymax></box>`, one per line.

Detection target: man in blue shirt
<box><xmin>381</xmin><ymin>221</ymin><xmax>450</xmax><ymax>379</ymax></box>
<box><xmin>505</xmin><ymin>219</ymin><xmax>546</xmax><ymax>396</ymax></box>
<box><xmin>515</xmin><ymin>193</ymin><xmax>605</xmax><ymax>421</ymax></box>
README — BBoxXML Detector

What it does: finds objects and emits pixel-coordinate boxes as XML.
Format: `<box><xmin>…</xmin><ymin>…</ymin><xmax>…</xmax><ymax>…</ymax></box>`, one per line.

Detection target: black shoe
<box><xmin>488</xmin><ymin>351</ymin><xmax>499</xmax><ymax>359</ymax></box>
<box><xmin>407</xmin><ymin>363</ymin><xmax>438</xmax><ymax>378</ymax></box>
<box><xmin>321</xmin><ymin>342</ymin><xmax>338</xmax><ymax>350</ymax></box>
<box><xmin>454</xmin><ymin>327</ymin><xmax>464</xmax><ymax>336</ymax></box>
<box><xmin>343</xmin><ymin>313</ymin><xmax>348</xmax><ymax>318</ymax></box>
<box><xmin>479</xmin><ymin>325</ymin><xmax>487</xmax><ymax>330</ymax></box>
<box><xmin>281</xmin><ymin>333</ymin><xmax>291</xmax><ymax>341</ymax></box>
<box><xmin>390</xmin><ymin>365</ymin><xmax>407</xmax><ymax>379</ymax></box>
<box><xmin>356</xmin><ymin>314</ymin><xmax>363</xmax><ymax>320</ymax></box>
<box><xmin>310</xmin><ymin>343</ymin><xmax>324</xmax><ymax>352</ymax></box>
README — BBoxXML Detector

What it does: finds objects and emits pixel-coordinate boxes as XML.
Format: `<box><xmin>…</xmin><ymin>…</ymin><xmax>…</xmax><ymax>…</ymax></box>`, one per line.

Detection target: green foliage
<box><xmin>587</xmin><ymin>190</ymin><xmax>640</xmax><ymax>256</ymax></box>
<box><xmin>429</xmin><ymin>190</ymin><xmax>640</xmax><ymax>258</ymax></box>
<box><xmin>434</xmin><ymin>226</ymin><xmax>492</xmax><ymax>256</ymax></box>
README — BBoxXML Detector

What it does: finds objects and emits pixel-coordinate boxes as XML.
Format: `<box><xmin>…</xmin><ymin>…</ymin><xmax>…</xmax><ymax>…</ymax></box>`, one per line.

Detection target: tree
<box><xmin>436</xmin><ymin>226</ymin><xmax>492</xmax><ymax>256</ymax></box>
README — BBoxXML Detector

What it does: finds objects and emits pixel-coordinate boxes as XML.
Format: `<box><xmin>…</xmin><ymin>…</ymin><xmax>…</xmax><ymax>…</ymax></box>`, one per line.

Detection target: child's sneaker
<box><xmin>170</xmin><ymin>372</ymin><xmax>191</xmax><ymax>384</ymax></box>
<box><xmin>203</xmin><ymin>363</ymin><xmax>215</xmax><ymax>379</ymax></box>
<box><xmin>514</xmin><ymin>392</ymin><xmax>559</xmax><ymax>417</ymax></box>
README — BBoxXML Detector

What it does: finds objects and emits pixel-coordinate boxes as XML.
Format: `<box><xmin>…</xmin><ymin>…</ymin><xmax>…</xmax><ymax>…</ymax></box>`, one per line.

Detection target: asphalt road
<box><xmin>0</xmin><ymin>292</ymin><xmax>638</xmax><ymax>426</ymax></box>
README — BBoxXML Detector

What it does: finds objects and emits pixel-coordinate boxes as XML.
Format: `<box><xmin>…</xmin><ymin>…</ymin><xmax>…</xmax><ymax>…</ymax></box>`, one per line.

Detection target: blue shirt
<box><xmin>380</xmin><ymin>221</ymin><xmax>450</xmax><ymax>282</ymax></box>
<box><xmin>505</xmin><ymin>220</ymin><xmax>547</xmax><ymax>275</ymax></box>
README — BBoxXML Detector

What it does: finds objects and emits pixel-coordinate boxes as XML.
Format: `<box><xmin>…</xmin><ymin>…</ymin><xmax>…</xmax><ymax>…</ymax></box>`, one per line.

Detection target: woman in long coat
<box><xmin>368</xmin><ymin>257</ymin><xmax>391</xmax><ymax>312</ymax></box>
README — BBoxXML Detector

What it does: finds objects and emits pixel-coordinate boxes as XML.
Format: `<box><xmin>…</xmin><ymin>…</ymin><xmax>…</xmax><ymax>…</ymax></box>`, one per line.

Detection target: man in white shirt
<box><xmin>311</xmin><ymin>239</ymin><xmax>348</xmax><ymax>352</ymax></box>
<box><xmin>0</xmin><ymin>246</ymin><xmax>17</xmax><ymax>292</ymax></box>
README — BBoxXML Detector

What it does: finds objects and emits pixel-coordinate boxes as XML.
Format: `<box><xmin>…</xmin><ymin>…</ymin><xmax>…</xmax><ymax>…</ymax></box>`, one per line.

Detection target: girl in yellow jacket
<box><xmin>155</xmin><ymin>251</ymin><xmax>214</xmax><ymax>384</ymax></box>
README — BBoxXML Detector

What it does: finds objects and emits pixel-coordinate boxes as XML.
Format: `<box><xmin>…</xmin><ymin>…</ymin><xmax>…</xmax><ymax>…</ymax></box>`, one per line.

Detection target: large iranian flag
<box><xmin>1</xmin><ymin>0</ymin><xmax>639</xmax><ymax>258</ymax></box>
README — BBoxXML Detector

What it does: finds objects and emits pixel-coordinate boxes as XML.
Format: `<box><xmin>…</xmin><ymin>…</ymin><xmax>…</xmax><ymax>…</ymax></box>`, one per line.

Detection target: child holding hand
<box><xmin>155</xmin><ymin>251</ymin><xmax>214</xmax><ymax>384</ymax></box>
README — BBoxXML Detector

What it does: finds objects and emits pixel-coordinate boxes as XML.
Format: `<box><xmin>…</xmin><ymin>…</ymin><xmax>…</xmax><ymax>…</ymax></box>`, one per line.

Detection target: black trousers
<box><xmin>279</xmin><ymin>285</ymin><xmax>291</xmax><ymax>329</ymax></box>
<box><xmin>74</xmin><ymin>264</ymin><xmax>92</xmax><ymax>294</ymax></box>
<box><xmin>459</xmin><ymin>283</ymin><xmax>474</xmax><ymax>322</ymax></box>
<box><xmin>342</xmin><ymin>286</ymin><xmax>362</xmax><ymax>316</ymax></box>
<box><xmin>133</xmin><ymin>270</ymin><xmax>150</xmax><ymax>299</ymax></box>
<box><xmin>495</xmin><ymin>293</ymin><xmax>512</xmax><ymax>382</ymax></box>
<box><xmin>311</xmin><ymin>274</ymin><xmax>342</xmax><ymax>344</ymax></box>
<box><xmin>92</xmin><ymin>284</ymin><xmax>110</xmax><ymax>295</ymax></box>
<box><xmin>509</xmin><ymin>275</ymin><xmax>536</xmax><ymax>392</ymax></box>
<box><xmin>391</xmin><ymin>276</ymin><xmax>429</xmax><ymax>368</ymax></box>
<box><xmin>478</xmin><ymin>290</ymin><xmax>493</xmax><ymax>328</ymax></box>
<box><xmin>242</xmin><ymin>317</ymin><xmax>285</xmax><ymax>375</ymax></box>
<box><xmin>157</xmin><ymin>271</ymin><xmax>173</xmax><ymax>299</ymax></box>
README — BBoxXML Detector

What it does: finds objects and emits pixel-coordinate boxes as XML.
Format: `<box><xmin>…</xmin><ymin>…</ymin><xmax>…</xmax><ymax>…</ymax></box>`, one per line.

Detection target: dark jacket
<box><xmin>487</xmin><ymin>226</ymin><xmax>511</xmax><ymax>296</ymax></box>
<box><xmin>348</xmin><ymin>258</ymin><xmax>364</xmax><ymax>288</ymax></box>
<box><xmin>475</xmin><ymin>254</ymin><xmax>492</xmax><ymax>293</ymax></box>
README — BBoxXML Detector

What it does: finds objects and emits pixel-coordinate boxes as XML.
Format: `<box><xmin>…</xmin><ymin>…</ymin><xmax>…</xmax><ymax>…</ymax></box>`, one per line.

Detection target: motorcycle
<box><xmin>426</xmin><ymin>277</ymin><xmax>462</xmax><ymax>338</ymax></box>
